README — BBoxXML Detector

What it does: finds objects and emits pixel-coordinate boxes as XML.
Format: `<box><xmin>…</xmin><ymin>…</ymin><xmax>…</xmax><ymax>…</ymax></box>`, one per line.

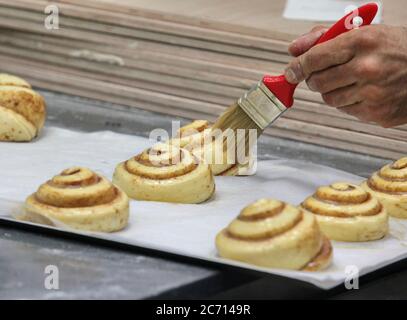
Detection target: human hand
<box><xmin>285</xmin><ymin>25</ymin><xmax>407</xmax><ymax>128</ymax></box>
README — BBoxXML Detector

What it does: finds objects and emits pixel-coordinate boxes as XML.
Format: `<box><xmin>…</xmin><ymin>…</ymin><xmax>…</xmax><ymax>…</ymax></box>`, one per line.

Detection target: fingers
<box><xmin>338</xmin><ymin>101</ymin><xmax>385</xmax><ymax>124</ymax></box>
<box><xmin>306</xmin><ymin>60</ymin><xmax>359</xmax><ymax>94</ymax></box>
<box><xmin>337</xmin><ymin>101</ymin><xmax>366</xmax><ymax>117</ymax></box>
<box><xmin>338</xmin><ymin>102</ymin><xmax>397</xmax><ymax>127</ymax></box>
<box><xmin>323</xmin><ymin>81</ymin><xmax>401</xmax><ymax>126</ymax></box>
<box><xmin>288</xmin><ymin>26</ymin><xmax>328</xmax><ymax>57</ymax></box>
<box><xmin>322</xmin><ymin>84</ymin><xmax>363</xmax><ymax>108</ymax></box>
<box><xmin>285</xmin><ymin>34</ymin><xmax>355</xmax><ymax>84</ymax></box>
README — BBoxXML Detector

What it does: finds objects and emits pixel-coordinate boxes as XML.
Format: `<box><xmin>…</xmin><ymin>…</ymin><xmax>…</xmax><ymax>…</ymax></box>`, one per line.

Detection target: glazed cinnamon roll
<box><xmin>24</xmin><ymin>167</ymin><xmax>129</xmax><ymax>232</ymax></box>
<box><xmin>113</xmin><ymin>143</ymin><xmax>215</xmax><ymax>203</ymax></box>
<box><xmin>169</xmin><ymin>120</ymin><xmax>254</xmax><ymax>176</ymax></box>
<box><xmin>0</xmin><ymin>74</ymin><xmax>46</xmax><ymax>142</ymax></box>
<box><xmin>362</xmin><ymin>157</ymin><xmax>407</xmax><ymax>219</ymax></box>
<box><xmin>216</xmin><ymin>199</ymin><xmax>332</xmax><ymax>271</ymax></box>
<box><xmin>301</xmin><ymin>182</ymin><xmax>388</xmax><ymax>242</ymax></box>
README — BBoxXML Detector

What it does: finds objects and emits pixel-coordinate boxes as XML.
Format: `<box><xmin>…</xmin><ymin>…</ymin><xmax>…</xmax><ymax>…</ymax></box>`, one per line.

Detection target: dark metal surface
<box><xmin>1</xmin><ymin>89</ymin><xmax>402</xmax><ymax>299</ymax></box>
<box><xmin>0</xmin><ymin>226</ymin><xmax>220</xmax><ymax>299</ymax></box>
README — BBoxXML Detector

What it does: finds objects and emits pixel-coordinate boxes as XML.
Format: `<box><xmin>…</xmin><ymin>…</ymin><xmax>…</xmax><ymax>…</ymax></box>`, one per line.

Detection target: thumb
<box><xmin>288</xmin><ymin>26</ymin><xmax>328</xmax><ymax>57</ymax></box>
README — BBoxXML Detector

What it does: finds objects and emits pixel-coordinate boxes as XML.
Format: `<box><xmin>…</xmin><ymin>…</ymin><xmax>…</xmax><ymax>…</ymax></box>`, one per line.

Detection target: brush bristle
<box><xmin>212</xmin><ymin>103</ymin><xmax>261</xmax><ymax>133</ymax></box>
<box><xmin>212</xmin><ymin>103</ymin><xmax>263</xmax><ymax>157</ymax></box>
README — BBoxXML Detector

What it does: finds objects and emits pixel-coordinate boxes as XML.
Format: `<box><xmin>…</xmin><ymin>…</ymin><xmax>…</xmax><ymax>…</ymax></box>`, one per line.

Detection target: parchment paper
<box><xmin>1</xmin><ymin>127</ymin><xmax>406</xmax><ymax>289</ymax></box>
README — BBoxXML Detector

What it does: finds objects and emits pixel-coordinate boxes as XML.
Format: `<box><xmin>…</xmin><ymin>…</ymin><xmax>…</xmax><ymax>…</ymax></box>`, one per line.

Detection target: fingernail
<box><xmin>315</xmin><ymin>29</ymin><xmax>327</xmax><ymax>38</ymax></box>
<box><xmin>291</xmin><ymin>35</ymin><xmax>302</xmax><ymax>45</ymax></box>
<box><xmin>285</xmin><ymin>66</ymin><xmax>300</xmax><ymax>83</ymax></box>
<box><xmin>289</xmin><ymin>35</ymin><xmax>305</xmax><ymax>49</ymax></box>
<box><xmin>285</xmin><ymin>68</ymin><xmax>297</xmax><ymax>83</ymax></box>
<box><xmin>307</xmin><ymin>79</ymin><xmax>317</xmax><ymax>91</ymax></box>
<box><xmin>298</xmin><ymin>29</ymin><xmax>324</xmax><ymax>41</ymax></box>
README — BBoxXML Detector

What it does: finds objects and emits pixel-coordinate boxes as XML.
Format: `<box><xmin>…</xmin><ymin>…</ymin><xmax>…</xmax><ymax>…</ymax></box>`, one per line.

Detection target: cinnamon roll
<box><xmin>216</xmin><ymin>199</ymin><xmax>332</xmax><ymax>271</ymax></box>
<box><xmin>301</xmin><ymin>182</ymin><xmax>388</xmax><ymax>242</ymax></box>
<box><xmin>113</xmin><ymin>143</ymin><xmax>215</xmax><ymax>203</ymax></box>
<box><xmin>0</xmin><ymin>74</ymin><xmax>46</xmax><ymax>142</ymax></box>
<box><xmin>24</xmin><ymin>167</ymin><xmax>129</xmax><ymax>232</ymax></box>
<box><xmin>0</xmin><ymin>73</ymin><xmax>31</xmax><ymax>88</ymax></box>
<box><xmin>170</xmin><ymin>120</ymin><xmax>254</xmax><ymax>176</ymax></box>
<box><xmin>362</xmin><ymin>157</ymin><xmax>407</xmax><ymax>219</ymax></box>
<box><xmin>174</xmin><ymin>119</ymin><xmax>210</xmax><ymax>148</ymax></box>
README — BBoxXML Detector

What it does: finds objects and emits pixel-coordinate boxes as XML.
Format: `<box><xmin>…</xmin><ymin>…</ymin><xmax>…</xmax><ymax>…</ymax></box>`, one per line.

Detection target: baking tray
<box><xmin>1</xmin><ymin>127</ymin><xmax>407</xmax><ymax>290</ymax></box>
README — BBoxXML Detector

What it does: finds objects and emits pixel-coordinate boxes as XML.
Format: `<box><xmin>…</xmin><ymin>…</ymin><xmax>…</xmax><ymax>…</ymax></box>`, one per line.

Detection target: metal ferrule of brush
<box><xmin>238</xmin><ymin>81</ymin><xmax>287</xmax><ymax>130</ymax></box>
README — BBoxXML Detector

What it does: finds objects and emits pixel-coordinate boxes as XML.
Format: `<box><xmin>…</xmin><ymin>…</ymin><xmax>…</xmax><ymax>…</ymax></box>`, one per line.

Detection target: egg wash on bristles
<box><xmin>156</xmin><ymin>118</ymin><xmax>257</xmax><ymax>169</ymax></box>
<box><xmin>212</xmin><ymin>103</ymin><xmax>262</xmax><ymax>160</ymax></box>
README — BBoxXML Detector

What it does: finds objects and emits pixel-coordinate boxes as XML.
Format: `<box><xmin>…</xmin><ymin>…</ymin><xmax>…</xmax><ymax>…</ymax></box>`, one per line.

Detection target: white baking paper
<box><xmin>1</xmin><ymin>127</ymin><xmax>406</xmax><ymax>289</ymax></box>
<box><xmin>283</xmin><ymin>0</ymin><xmax>382</xmax><ymax>23</ymax></box>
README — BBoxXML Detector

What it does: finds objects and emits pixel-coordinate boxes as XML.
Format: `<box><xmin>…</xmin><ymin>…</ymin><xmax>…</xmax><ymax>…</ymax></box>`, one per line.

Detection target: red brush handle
<box><xmin>262</xmin><ymin>2</ymin><xmax>378</xmax><ymax>108</ymax></box>
<box><xmin>316</xmin><ymin>2</ymin><xmax>378</xmax><ymax>44</ymax></box>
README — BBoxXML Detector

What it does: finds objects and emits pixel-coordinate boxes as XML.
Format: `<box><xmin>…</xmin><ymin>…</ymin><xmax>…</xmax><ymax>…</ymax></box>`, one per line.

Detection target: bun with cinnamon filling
<box><xmin>216</xmin><ymin>199</ymin><xmax>332</xmax><ymax>271</ymax></box>
<box><xmin>169</xmin><ymin>120</ymin><xmax>254</xmax><ymax>176</ymax></box>
<box><xmin>24</xmin><ymin>167</ymin><xmax>129</xmax><ymax>232</ymax></box>
<box><xmin>301</xmin><ymin>182</ymin><xmax>388</xmax><ymax>242</ymax></box>
<box><xmin>113</xmin><ymin>143</ymin><xmax>215</xmax><ymax>203</ymax></box>
<box><xmin>0</xmin><ymin>74</ymin><xmax>46</xmax><ymax>142</ymax></box>
<box><xmin>362</xmin><ymin>157</ymin><xmax>407</xmax><ymax>219</ymax></box>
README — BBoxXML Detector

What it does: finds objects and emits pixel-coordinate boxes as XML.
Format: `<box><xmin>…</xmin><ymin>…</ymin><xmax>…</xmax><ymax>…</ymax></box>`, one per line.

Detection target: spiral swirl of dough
<box><xmin>169</xmin><ymin>120</ymin><xmax>253</xmax><ymax>176</ymax></box>
<box><xmin>113</xmin><ymin>143</ymin><xmax>215</xmax><ymax>203</ymax></box>
<box><xmin>301</xmin><ymin>182</ymin><xmax>388</xmax><ymax>241</ymax></box>
<box><xmin>24</xmin><ymin>167</ymin><xmax>129</xmax><ymax>232</ymax></box>
<box><xmin>170</xmin><ymin>120</ymin><xmax>227</xmax><ymax>173</ymax></box>
<box><xmin>216</xmin><ymin>199</ymin><xmax>332</xmax><ymax>271</ymax></box>
<box><xmin>0</xmin><ymin>74</ymin><xmax>46</xmax><ymax>142</ymax></box>
<box><xmin>362</xmin><ymin>157</ymin><xmax>407</xmax><ymax>219</ymax></box>
<box><xmin>175</xmin><ymin>120</ymin><xmax>211</xmax><ymax>148</ymax></box>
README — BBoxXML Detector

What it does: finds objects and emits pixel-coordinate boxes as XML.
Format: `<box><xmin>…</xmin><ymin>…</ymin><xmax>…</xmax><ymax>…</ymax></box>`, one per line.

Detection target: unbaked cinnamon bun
<box><xmin>169</xmin><ymin>120</ymin><xmax>254</xmax><ymax>176</ymax></box>
<box><xmin>113</xmin><ymin>143</ymin><xmax>215</xmax><ymax>203</ymax></box>
<box><xmin>24</xmin><ymin>167</ymin><xmax>129</xmax><ymax>232</ymax></box>
<box><xmin>301</xmin><ymin>182</ymin><xmax>388</xmax><ymax>241</ymax></box>
<box><xmin>362</xmin><ymin>157</ymin><xmax>407</xmax><ymax>219</ymax></box>
<box><xmin>216</xmin><ymin>199</ymin><xmax>332</xmax><ymax>271</ymax></box>
<box><xmin>174</xmin><ymin>119</ymin><xmax>210</xmax><ymax>148</ymax></box>
<box><xmin>0</xmin><ymin>74</ymin><xmax>46</xmax><ymax>142</ymax></box>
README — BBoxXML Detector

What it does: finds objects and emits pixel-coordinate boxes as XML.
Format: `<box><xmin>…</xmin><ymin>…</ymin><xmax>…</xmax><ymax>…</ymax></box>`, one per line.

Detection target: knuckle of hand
<box><xmin>307</xmin><ymin>75</ymin><xmax>325</xmax><ymax>92</ymax></box>
<box><xmin>322</xmin><ymin>92</ymin><xmax>337</xmax><ymax>106</ymax></box>
<box><xmin>302</xmin><ymin>49</ymin><xmax>319</xmax><ymax>75</ymax></box>
<box><xmin>358</xmin><ymin>58</ymin><xmax>381</xmax><ymax>79</ymax></box>
<box><xmin>361</xmin><ymin>85</ymin><xmax>383</xmax><ymax>102</ymax></box>
<box><xmin>300</xmin><ymin>56</ymin><xmax>311</xmax><ymax>76</ymax></box>
<box><xmin>344</xmin><ymin>48</ymin><xmax>355</xmax><ymax>62</ymax></box>
<box><xmin>354</xmin><ymin>28</ymin><xmax>378</xmax><ymax>49</ymax></box>
<box><xmin>335</xmin><ymin>36</ymin><xmax>355</xmax><ymax>61</ymax></box>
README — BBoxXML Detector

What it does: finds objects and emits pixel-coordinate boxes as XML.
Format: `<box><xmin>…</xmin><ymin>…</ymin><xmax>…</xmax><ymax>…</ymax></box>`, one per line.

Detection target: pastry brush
<box><xmin>212</xmin><ymin>3</ymin><xmax>379</xmax><ymax>155</ymax></box>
